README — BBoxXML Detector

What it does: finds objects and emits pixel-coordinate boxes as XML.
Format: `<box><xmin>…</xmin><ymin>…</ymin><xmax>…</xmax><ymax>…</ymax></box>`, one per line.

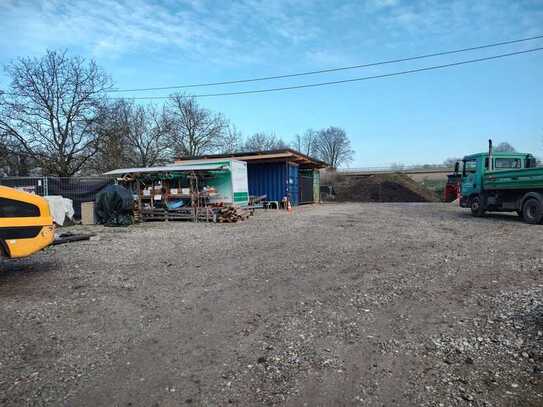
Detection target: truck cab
<box><xmin>459</xmin><ymin>150</ymin><xmax>542</xmax><ymax>223</ymax></box>
<box><xmin>460</xmin><ymin>152</ymin><xmax>533</xmax><ymax>198</ymax></box>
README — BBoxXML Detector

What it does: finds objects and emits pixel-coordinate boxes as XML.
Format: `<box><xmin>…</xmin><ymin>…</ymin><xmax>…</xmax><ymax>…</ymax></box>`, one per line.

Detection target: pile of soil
<box><xmin>331</xmin><ymin>173</ymin><xmax>440</xmax><ymax>202</ymax></box>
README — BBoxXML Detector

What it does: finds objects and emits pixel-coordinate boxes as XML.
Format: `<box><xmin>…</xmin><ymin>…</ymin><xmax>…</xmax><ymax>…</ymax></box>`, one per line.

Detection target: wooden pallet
<box><xmin>167</xmin><ymin>208</ymin><xmax>194</xmax><ymax>221</ymax></box>
<box><xmin>141</xmin><ymin>208</ymin><xmax>167</xmax><ymax>221</ymax></box>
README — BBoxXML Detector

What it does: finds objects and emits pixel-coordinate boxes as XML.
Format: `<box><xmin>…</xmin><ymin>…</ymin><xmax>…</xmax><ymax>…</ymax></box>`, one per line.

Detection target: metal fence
<box><xmin>0</xmin><ymin>176</ymin><xmax>114</xmax><ymax>219</ymax></box>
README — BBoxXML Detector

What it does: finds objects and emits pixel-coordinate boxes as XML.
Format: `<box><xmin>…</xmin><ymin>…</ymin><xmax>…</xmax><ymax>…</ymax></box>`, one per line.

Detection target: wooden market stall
<box><xmin>103</xmin><ymin>160</ymin><xmax>250</xmax><ymax>223</ymax></box>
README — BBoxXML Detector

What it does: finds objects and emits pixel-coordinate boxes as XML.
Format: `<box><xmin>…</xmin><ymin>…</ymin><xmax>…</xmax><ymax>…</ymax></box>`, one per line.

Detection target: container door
<box><xmin>299</xmin><ymin>170</ymin><xmax>314</xmax><ymax>204</ymax></box>
<box><xmin>287</xmin><ymin>163</ymin><xmax>299</xmax><ymax>205</ymax></box>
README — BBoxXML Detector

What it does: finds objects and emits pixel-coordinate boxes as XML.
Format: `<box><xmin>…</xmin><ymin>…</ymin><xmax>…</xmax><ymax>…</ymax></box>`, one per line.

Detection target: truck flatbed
<box><xmin>484</xmin><ymin>167</ymin><xmax>543</xmax><ymax>190</ymax></box>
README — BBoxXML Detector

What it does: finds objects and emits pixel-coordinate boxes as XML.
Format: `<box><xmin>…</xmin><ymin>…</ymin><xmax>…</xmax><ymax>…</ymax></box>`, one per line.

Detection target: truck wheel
<box><xmin>522</xmin><ymin>199</ymin><xmax>542</xmax><ymax>224</ymax></box>
<box><xmin>470</xmin><ymin>196</ymin><xmax>485</xmax><ymax>217</ymax></box>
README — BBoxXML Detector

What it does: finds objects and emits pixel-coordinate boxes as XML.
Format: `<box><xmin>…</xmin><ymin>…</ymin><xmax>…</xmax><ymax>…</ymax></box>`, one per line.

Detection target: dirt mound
<box><xmin>331</xmin><ymin>173</ymin><xmax>440</xmax><ymax>203</ymax></box>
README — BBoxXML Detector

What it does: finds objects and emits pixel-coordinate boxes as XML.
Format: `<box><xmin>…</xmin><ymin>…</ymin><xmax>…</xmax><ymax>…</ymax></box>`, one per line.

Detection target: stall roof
<box><xmin>175</xmin><ymin>149</ymin><xmax>328</xmax><ymax>169</ymax></box>
<box><xmin>104</xmin><ymin>163</ymin><xmax>227</xmax><ymax>176</ymax></box>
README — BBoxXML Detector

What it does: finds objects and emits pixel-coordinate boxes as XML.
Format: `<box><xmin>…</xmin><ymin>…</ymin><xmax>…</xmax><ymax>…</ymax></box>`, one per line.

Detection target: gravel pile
<box><xmin>426</xmin><ymin>286</ymin><xmax>543</xmax><ymax>406</ymax></box>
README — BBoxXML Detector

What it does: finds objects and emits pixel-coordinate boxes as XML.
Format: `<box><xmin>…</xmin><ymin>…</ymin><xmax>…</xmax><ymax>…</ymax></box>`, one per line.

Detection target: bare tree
<box><xmin>123</xmin><ymin>103</ymin><xmax>170</xmax><ymax>167</ymax></box>
<box><xmin>90</xmin><ymin>101</ymin><xmax>131</xmax><ymax>173</ymax></box>
<box><xmin>0</xmin><ymin>50</ymin><xmax>111</xmax><ymax>176</ymax></box>
<box><xmin>0</xmin><ymin>134</ymin><xmax>24</xmax><ymax>176</ymax></box>
<box><xmin>314</xmin><ymin>127</ymin><xmax>353</xmax><ymax>168</ymax></box>
<box><xmin>243</xmin><ymin>132</ymin><xmax>286</xmax><ymax>151</ymax></box>
<box><xmin>90</xmin><ymin>100</ymin><xmax>170</xmax><ymax>173</ymax></box>
<box><xmin>291</xmin><ymin>129</ymin><xmax>318</xmax><ymax>157</ymax></box>
<box><xmin>494</xmin><ymin>142</ymin><xmax>516</xmax><ymax>153</ymax></box>
<box><xmin>0</xmin><ymin>141</ymin><xmax>37</xmax><ymax>176</ymax></box>
<box><xmin>0</xmin><ymin>132</ymin><xmax>23</xmax><ymax>175</ymax></box>
<box><xmin>218</xmin><ymin>125</ymin><xmax>243</xmax><ymax>154</ymax></box>
<box><xmin>166</xmin><ymin>94</ymin><xmax>228</xmax><ymax>157</ymax></box>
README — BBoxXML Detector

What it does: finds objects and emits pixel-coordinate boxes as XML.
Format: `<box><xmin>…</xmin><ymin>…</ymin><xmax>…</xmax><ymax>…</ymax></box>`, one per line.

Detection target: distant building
<box><xmin>175</xmin><ymin>149</ymin><xmax>327</xmax><ymax>205</ymax></box>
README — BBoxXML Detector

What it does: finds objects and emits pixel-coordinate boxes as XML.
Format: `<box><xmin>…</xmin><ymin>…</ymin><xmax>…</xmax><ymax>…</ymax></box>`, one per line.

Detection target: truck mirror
<box><xmin>454</xmin><ymin>162</ymin><xmax>460</xmax><ymax>174</ymax></box>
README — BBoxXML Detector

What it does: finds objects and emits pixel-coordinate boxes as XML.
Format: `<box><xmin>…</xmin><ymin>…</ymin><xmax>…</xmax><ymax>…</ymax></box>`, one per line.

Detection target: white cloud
<box><xmin>0</xmin><ymin>0</ymin><xmax>323</xmax><ymax>63</ymax></box>
<box><xmin>0</xmin><ymin>0</ymin><xmax>541</xmax><ymax>69</ymax></box>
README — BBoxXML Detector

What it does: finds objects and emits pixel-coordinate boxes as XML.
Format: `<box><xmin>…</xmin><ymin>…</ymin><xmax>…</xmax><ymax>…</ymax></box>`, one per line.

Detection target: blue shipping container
<box><xmin>247</xmin><ymin>162</ymin><xmax>299</xmax><ymax>205</ymax></box>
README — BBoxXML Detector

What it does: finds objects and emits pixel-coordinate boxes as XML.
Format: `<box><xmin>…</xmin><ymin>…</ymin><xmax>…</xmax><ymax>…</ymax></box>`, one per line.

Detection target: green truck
<box><xmin>459</xmin><ymin>141</ymin><xmax>543</xmax><ymax>224</ymax></box>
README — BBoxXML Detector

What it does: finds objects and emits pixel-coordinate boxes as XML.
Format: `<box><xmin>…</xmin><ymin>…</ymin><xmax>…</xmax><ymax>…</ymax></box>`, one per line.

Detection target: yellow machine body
<box><xmin>0</xmin><ymin>186</ymin><xmax>55</xmax><ymax>258</ymax></box>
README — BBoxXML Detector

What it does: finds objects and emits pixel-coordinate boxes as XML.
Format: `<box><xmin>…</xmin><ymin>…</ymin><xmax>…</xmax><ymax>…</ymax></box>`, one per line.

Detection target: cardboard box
<box><xmin>81</xmin><ymin>201</ymin><xmax>95</xmax><ymax>225</ymax></box>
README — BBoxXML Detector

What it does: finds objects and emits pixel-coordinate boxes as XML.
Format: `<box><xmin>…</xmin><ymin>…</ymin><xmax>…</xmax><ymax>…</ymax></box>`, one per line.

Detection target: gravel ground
<box><xmin>0</xmin><ymin>203</ymin><xmax>542</xmax><ymax>406</ymax></box>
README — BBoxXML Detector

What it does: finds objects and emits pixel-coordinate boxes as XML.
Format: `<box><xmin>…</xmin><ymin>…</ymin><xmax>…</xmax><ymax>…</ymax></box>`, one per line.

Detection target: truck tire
<box><xmin>522</xmin><ymin>198</ymin><xmax>542</xmax><ymax>224</ymax></box>
<box><xmin>470</xmin><ymin>196</ymin><xmax>485</xmax><ymax>217</ymax></box>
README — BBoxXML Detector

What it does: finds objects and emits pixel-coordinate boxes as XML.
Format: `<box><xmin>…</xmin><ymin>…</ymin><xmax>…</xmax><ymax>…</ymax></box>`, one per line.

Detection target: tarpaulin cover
<box><xmin>44</xmin><ymin>196</ymin><xmax>75</xmax><ymax>226</ymax></box>
<box><xmin>95</xmin><ymin>185</ymin><xmax>134</xmax><ymax>226</ymax></box>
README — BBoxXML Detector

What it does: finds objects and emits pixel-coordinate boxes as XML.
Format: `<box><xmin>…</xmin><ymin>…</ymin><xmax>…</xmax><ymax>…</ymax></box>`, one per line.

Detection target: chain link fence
<box><xmin>0</xmin><ymin>176</ymin><xmax>114</xmax><ymax>219</ymax></box>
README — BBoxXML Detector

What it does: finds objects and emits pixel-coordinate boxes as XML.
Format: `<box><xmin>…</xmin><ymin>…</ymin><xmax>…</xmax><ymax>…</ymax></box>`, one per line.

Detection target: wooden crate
<box><xmin>81</xmin><ymin>201</ymin><xmax>96</xmax><ymax>225</ymax></box>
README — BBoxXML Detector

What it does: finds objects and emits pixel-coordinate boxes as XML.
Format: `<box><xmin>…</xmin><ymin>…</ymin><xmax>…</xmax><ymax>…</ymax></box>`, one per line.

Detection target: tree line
<box><xmin>0</xmin><ymin>51</ymin><xmax>354</xmax><ymax>177</ymax></box>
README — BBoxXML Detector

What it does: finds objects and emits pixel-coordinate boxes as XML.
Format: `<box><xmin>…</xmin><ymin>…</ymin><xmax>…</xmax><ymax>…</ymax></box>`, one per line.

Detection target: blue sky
<box><xmin>0</xmin><ymin>0</ymin><xmax>542</xmax><ymax>167</ymax></box>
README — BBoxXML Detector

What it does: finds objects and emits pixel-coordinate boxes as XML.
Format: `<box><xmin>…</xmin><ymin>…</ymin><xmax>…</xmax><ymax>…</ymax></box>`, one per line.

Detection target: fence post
<box><xmin>43</xmin><ymin>176</ymin><xmax>49</xmax><ymax>196</ymax></box>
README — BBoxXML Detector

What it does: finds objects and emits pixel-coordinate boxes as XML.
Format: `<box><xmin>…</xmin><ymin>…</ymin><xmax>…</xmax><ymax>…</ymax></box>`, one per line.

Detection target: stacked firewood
<box><xmin>217</xmin><ymin>206</ymin><xmax>251</xmax><ymax>223</ymax></box>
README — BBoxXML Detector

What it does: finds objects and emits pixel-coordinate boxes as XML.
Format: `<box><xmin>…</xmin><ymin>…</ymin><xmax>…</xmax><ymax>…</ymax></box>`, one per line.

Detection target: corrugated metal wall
<box><xmin>247</xmin><ymin>161</ymin><xmax>301</xmax><ymax>205</ymax></box>
<box><xmin>247</xmin><ymin>162</ymin><xmax>287</xmax><ymax>202</ymax></box>
<box><xmin>288</xmin><ymin>163</ymin><xmax>299</xmax><ymax>205</ymax></box>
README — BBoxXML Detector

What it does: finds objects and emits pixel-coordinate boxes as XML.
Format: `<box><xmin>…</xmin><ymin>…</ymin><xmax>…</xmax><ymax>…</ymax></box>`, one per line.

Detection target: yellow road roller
<box><xmin>0</xmin><ymin>186</ymin><xmax>55</xmax><ymax>258</ymax></box>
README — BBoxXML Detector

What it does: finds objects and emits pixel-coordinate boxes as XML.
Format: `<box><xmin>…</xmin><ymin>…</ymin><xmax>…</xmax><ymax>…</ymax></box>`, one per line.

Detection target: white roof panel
<box><xmin>104</xmin><ymin>163</ymin><xmax>226</xmax><ymax>176</ymax></box>
<box><xmin>168</xmin><ymin>158</ymin><xmax>245</xmax><ymax>166</ymax></box>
